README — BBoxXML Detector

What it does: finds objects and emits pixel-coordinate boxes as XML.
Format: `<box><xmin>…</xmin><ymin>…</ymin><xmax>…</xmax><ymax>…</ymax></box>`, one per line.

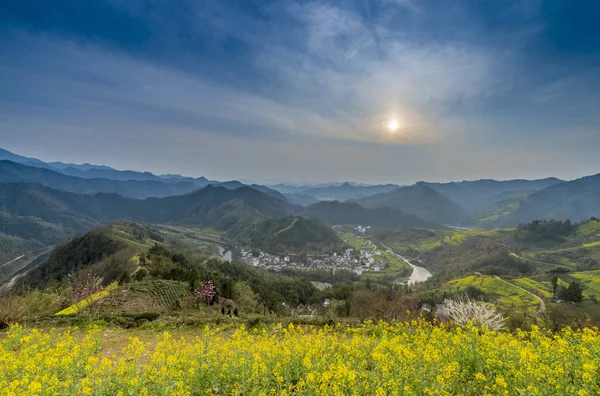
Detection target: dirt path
<box><xmin>494</xmin><ymin>276</ymin><xmax>546</xmax><ymax>312</ymax></box>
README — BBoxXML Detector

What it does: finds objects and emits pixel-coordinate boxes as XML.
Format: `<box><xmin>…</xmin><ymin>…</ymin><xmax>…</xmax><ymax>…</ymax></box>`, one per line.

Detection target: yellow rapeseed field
<box><xmin>1</xmin><ymin>321</ymin><xmax>599</xmax><ymax>395</ymax></box>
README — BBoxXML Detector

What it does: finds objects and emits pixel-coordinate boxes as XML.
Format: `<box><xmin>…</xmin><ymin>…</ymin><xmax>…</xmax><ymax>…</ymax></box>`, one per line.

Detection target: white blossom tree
<box><xmin>438</xmin><ymin>295</ymin><xmax>506</xmax><ymax>331</ymax></box>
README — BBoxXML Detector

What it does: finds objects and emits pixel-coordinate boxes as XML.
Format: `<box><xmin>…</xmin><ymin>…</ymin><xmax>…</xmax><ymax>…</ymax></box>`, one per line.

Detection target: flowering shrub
<box><xmin>438</xmin><ymin>295</ymin><xmax>506</xmax><ymax>331</ymax></box>
<box><xmin>194</xmin><ymin>280</ymin><xmax>216</xmax><ymax>304</ymax></box>
<box><xmin>1</xmin><ymin>321</ymin><xmax>600</xmax><ymax>395</ymax></box>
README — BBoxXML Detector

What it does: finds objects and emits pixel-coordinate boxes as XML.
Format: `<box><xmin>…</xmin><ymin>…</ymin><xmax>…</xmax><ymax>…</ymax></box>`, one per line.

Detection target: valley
<box><xmin>1</xmin><ymin>146</ymin><xmax>600</xmax><ymax>348</ymax></box>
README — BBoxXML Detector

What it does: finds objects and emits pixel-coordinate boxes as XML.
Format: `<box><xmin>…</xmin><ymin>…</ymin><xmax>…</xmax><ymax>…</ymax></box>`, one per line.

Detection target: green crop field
<box><xmin>511</xmin><ymin>278</ymin><xmax>553</xmax><ymax>298</ymax></box>
<box><xmin>570</xmin><ymin>270</ymin><xmax>600</xmax><ymax>300</ymax></box>
<box><xmin>446</xmin><ymin>275</ymin><xmax>539</xmax><ymax>307</ymax></box>
<box><xmin>114</xmin><ymin>280</ymin><xmax>191</xmax><ymax>312</ymax></box>
<box><xmin>339</xmin><ymin>231</ymin><xmax>372</xmax><ymax>251</ymax></box>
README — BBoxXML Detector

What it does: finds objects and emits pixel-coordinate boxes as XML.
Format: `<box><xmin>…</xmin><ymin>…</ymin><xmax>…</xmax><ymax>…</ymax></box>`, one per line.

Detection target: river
<box><xmin>383</xmin><ymin>246</ymin><xmax>432</xmax><ymax>285</ymax></box>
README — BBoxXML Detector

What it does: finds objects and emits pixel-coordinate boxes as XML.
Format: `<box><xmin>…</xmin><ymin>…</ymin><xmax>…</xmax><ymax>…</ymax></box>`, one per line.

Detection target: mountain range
<box><xmin>2</xmin><ymin>146</ymin><xmax>600</xmax><ymax>273</ymax></box>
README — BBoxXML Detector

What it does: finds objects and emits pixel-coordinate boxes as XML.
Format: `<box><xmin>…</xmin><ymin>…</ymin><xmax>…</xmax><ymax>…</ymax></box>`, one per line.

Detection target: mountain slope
<box><xmin>0</xmin><ymin>182</ymin><xmax>294</xmax><ymax>243</ymax></box>
<box><xmin>303</xmin><ymin>201</ymin><xmax>441</xmax><ymax>229</ymax></box>
<box><xmin>420</xmin><ymin>178</ymin><xmax>563</xmax><ymax>214</ymax></box>
<box><xmin>504</xmin><ymin>174</ymin><xmax>600</xmax><ymax>225</ymax></box>
<box><xmin>248</xmin><ymin>216</ymin><xmax>344</xmax><ymax>254</ymax></box>
<box><xmin>356</xmin><ymin>184</ymin><xmax>468</xmax><ymax>224</ymax></box>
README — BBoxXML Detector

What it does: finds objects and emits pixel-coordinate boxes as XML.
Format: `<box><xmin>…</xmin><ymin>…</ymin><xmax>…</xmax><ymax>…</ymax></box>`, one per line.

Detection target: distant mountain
<box><xmin>420</xmin><ymin>178</ymin><xmax>563</xmax><ymax>214</ymax></box>
<box><xmin>356</xmin><ymin>184</ymin><xmax>468</xmax><ymax>224</ymax></box>
<box><xmin>300</xmin><ymin>183</ymin><xmax>401</xmax><ymax>201</ymax></box>
<box><xmin>0</xmin><ymin>182</ymin><xmax>294</xmax><ymax>245</ymax></box>
<box><xmin>0</xmin><ymin>148</ymin><xmax>46</xmax><ymax>166</ymax></box>
<box><xmin>284</xmin><ymin>193</ymin><xmax>320</xmax><ymax>206</ymax></box>
<box><xmin>303</xmin><ymin>201</ymin><xmax>441</xmax><ymax>229</ymax></box>
<box><xmin>0</xmin><ymin>147</ymin><xmax>117</xmax><ymax>172</ymax></box>
<box><xmin>214</xmin><ymin>181</ymin><xmax>287</xmax><ymax>202</ymax></box>
<box><xmin>53</xmin><ymin>166</ymin><xmax>168</xmax><ymax>182</ymax></box>
<box><xmin>269</xmin><ymin>181</ymin><xmax>378</xmax><ymax>195</ymax></box>
<box><xmin>0</xmin><ymin>160</ymin><xmax>205</xmax><ymax>199</ymax></box>
<box><xmin>503</xmin><ymin>174</ymin><xmax>600</xmax><ymax>225</ymax></box>
<box><xmin>0</xmin><ymin>147</ymin><xmax>216</xmax><ymax>184</ymax></box>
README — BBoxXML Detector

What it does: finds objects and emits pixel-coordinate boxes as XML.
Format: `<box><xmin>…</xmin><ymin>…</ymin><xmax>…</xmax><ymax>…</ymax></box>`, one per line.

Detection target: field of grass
<box><xmin>446</xmin><ymin>275</ymin><xmax>539</xmax><ymax>307</ymax></box>
<box><xmin>2</xmin><ymin>321</ymin><xmax>600</xmax><ymax>395</ymax></box>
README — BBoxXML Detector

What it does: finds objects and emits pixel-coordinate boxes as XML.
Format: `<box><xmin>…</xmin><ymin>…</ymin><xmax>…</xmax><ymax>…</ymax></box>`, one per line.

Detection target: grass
<box><xmin>55</xmin><ymin>282</ymin><xmax>119</xmax><ymax>316</ymax></box>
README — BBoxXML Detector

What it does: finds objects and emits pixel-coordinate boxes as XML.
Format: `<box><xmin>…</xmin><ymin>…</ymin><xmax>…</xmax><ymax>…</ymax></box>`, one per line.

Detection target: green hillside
<box><xmin>248</xmin><ymin>216</ymin><xmax>346</xmax><ymax>254</ymax></box>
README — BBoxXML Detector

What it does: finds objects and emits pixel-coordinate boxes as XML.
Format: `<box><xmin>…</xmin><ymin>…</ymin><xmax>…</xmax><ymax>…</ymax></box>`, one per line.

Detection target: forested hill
<box><xmin>303</xmin><ymin>201</ymin><xmax>441</xmax><ymax>229</ymax></box>
<box><xmin>0</xmin><ymin>183</ymin><xmax>293</xmax><ymax>238</ymax></box>
<box><xmin>246</xmin><ymin>216</ymin><xmax>345</xmax><ymax>254</ymax></box>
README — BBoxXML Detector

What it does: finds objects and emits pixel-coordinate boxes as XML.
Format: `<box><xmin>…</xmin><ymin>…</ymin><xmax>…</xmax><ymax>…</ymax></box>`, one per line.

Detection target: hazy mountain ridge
<box><xmin>504</xmin><ymin>174</ymin><xmax>600</xmax><ymax>225</ymax></box>
<box><xmin>419</xmin><ymin>178</ymin><xmax>564</xmax><ymax>214</ymax></box>
<box><xmin>356</xmin><ymin>184</ymin><xmax>469</xmax><ymax>224</ymax></box>
<box><xmin>303</xmin><ymin>201</ymin><xmax>442</xmax><ymax>229</ymax></box>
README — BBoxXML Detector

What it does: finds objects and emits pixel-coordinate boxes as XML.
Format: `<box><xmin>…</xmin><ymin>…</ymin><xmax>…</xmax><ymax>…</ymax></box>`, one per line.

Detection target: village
<box><xmin>238</xmin><ymin>237</ymin><xmax>388</xmax><ymax>275</ymax></box>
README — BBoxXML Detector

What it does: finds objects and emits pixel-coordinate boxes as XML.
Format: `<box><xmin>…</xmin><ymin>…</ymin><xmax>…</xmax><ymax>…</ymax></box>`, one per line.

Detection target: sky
<box><xmin>1</xmin><ymin>0</ymin><xmax>600</xmax><ymax>184</ymax></box>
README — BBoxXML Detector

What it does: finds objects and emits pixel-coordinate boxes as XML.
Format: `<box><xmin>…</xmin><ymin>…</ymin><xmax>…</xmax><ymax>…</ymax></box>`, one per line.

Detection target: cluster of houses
<box><xmin>238</xmin><ymin>244</ymin><xmax>388</xmax><ymax>275</ymax></box>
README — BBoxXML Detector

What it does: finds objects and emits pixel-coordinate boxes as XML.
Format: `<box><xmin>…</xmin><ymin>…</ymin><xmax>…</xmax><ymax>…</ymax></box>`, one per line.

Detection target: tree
<box><xmin>194</xmin><ymin>281</ymin><xmax>217</xmax><ymax>306</ymax></box>
<box><xmin>437</xmin><ymin>295</ymin><xmax>506</xmax><ymax>331</ymax></box>
<box><xmin>559</xmin><ymin>282</ymin><xmax>583</xmax><ymax>303</ymax></box>
<box><xmin>551</xmin><ymin>276</ymin><xmax>559</xmax><ymax>295</ymax></box>
<box><xmin>464</xmin><ymin>285</ymin><xmax>484</xmax><ymax>300</ymax></box>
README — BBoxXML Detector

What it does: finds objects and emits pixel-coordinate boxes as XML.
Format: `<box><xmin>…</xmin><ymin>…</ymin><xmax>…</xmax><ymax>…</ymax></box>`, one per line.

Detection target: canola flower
<box><xmin>1</xmin><ymin>320</ymin><xmax>599</xmax><ymax>395</ymax></box>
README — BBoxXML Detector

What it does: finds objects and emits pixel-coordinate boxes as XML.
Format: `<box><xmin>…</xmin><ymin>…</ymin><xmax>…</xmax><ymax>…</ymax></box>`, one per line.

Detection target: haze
<box><xmin>1</xmin><ymin>0</ymin><xmax>599</xmax><ymax>184</ymax></box>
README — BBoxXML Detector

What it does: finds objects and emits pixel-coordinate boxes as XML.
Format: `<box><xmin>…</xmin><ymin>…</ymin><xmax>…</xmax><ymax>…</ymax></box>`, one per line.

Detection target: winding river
<box><xmin>383</xmin><ymin>245</ymin><xmax>432</xmax><ymax>285</ymax></box>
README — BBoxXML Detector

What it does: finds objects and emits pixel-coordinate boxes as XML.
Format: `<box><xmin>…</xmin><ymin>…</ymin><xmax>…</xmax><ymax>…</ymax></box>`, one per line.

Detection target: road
<box><xmin>494</xmin><ymin>276</ymin><xmax>546</xmax><ymax>312</ymax></box>
<box><xmin>0</xmin><ymin>254</ymin><xmax>25</xmax><ymax>269</ymax></box>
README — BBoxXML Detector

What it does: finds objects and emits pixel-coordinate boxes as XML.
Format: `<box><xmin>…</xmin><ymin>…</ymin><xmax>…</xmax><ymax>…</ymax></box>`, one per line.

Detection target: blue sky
<box><xmin>1</xmin><ymin>0</ymin><xmax>599</xmax><ymax>184</ymax></box>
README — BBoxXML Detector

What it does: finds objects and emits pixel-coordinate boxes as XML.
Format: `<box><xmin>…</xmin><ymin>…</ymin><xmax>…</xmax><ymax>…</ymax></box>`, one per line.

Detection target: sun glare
<box><xmin>387</xmin><ymin>119</ymin><xmax>400</xmax><ymax>133</ymax></box>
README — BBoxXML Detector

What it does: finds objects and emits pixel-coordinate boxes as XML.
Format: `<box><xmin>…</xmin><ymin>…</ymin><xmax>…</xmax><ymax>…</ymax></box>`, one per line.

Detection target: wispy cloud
<box><xmin>1</xmin><ymin>0</ymin><xmax>600</xmax><ymax>182</ymax></box>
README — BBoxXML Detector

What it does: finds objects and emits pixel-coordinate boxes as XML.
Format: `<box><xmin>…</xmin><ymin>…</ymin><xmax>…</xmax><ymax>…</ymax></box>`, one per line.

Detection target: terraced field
<box><xmin>115</xmin><ymin>280</ymin><xmax>191</xmax><ymax>312</ymax></box>
<box><xmin>511</xmin><ymin>278</ymin><xmax>553</xmax><ymax>298</ymax></box>
<box><xmin>445</xmin><ymin>275</ymin><xmax>539</xmax><ymax>307</ymax></box>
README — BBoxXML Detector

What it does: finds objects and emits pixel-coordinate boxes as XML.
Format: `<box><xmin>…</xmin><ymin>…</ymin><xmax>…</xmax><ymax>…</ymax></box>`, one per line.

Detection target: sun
<box><xmin>387</xmin><ymin>119</ymin><xmax>400</xmax><ymax>133</ymax></box>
